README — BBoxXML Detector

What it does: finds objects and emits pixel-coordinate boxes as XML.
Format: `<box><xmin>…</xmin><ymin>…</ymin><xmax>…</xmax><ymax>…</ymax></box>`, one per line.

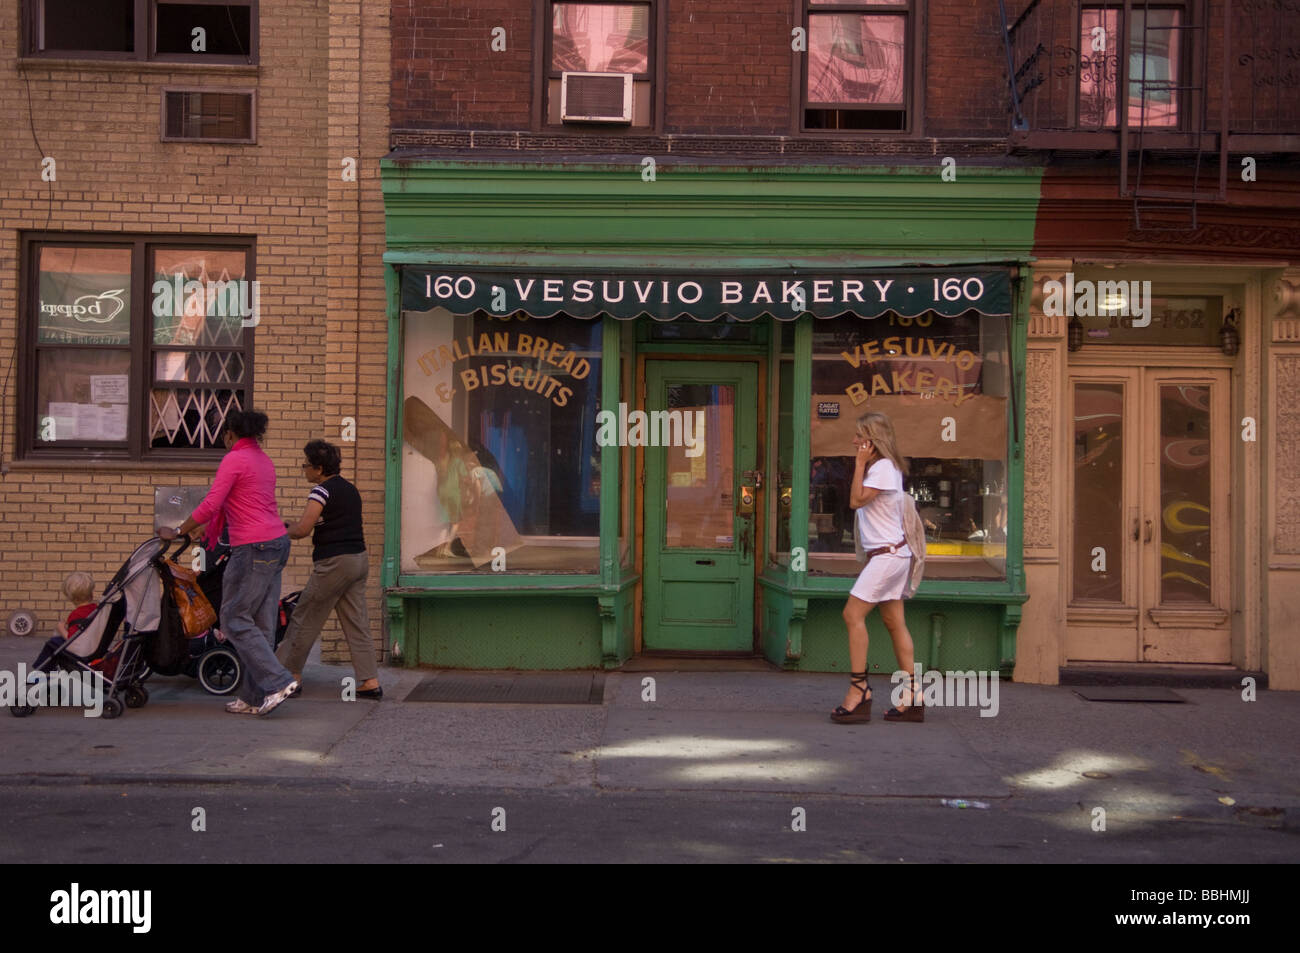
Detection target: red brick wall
<box><xmin>390</xmin><ymin>0</ymin><xmax>1018</xmax><ymax>140</ymax></box>
<box><xmin>391</xmin><ymin>1</ymin><xmax>533</xmax><ymax>130</ymax></box>
<box><xmin>925</xmin><ymin>0</ymin><xmax>1017</xmax><ymax>137</ymax></box>
<box><xmin>663</xmin><ymin>0</ymin><xmax>792</xmax><ymax>135</ymax></box>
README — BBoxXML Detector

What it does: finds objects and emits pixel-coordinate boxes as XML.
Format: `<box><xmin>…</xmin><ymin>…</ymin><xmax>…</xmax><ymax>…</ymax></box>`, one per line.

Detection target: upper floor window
<box><xmin>1079</xmin><ymin>3</ymin><xmax>1183</xmax><ymax>128</ymax></box>
<box><xmin>545</xmin><ymin>1</ymin><xmax>653</xmax><ymax>127</ymax></box>
<box><xmin>21</xmin><ymin>235</ymin><xmax>255</xmax><ymax>461</ymax></box>
<box><xmin>25</xmin><ymin>0</ymin><xmax>257</xmax><ymax>64</ymax></box>
<box><xmin>162</xmin><ymin>88</ymin><xmax>256</xmax><ymax>143</ymax></box>
<box><xmin>803</xmin><ymin>0</ymin><xmax>912</xmax><ymax>132</ymax></box>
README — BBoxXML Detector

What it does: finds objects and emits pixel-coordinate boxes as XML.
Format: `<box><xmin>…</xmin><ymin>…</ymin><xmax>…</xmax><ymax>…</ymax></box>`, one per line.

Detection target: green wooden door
<box><xmin>644</xmin><ymin>361</ymin><xmax>759</xmax><ymax>652</ymax></box>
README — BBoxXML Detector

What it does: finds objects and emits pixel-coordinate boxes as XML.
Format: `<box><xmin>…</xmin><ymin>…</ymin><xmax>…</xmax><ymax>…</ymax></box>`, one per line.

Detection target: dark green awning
<box><xmin>401</xmin><ymin>268</ymin><xmax>1011</xmax><ymax>321</ymax></box>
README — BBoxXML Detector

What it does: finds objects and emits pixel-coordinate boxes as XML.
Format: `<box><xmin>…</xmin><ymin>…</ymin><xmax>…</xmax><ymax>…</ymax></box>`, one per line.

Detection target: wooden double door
<box><xmin>1066</xmin><ymin>364</ymin><xmax>1232</xmax><ymax>662</ymax></box>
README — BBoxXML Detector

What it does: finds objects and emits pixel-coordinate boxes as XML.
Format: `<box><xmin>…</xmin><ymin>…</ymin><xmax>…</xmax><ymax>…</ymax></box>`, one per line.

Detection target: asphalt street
<box><xmin>0</xmin><ymin>781</ymin><xmax>1293</xmax><ymax>864</ymax></box>
<box><xmin>2</xmin><ymin>632</ymin><xmax>1298</xmax><ymax>864</ymax></box>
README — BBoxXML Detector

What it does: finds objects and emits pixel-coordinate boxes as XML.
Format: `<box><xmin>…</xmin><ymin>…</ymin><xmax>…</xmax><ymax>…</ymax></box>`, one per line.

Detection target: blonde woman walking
<box><xmin>830</xmin><ymin>412</ymin><xmax>923</xmax><ymax>724</ymax></box>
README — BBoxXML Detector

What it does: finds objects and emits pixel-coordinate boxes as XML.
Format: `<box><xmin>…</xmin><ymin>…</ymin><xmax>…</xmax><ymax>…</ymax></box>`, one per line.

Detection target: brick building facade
<box><xmin>4</xmin><ymin>1</ymin><xmax>1295</xmax><ymax>689</ymax></box>
<box><xmin>378</xmin><ymin>0</ymin><xmax>1300</xmax><ymax>688</ymax></box>
<box><xmin>0</xmin><ymin>0</ymin><xmax>390</xmax><ymax>668</ymax></box>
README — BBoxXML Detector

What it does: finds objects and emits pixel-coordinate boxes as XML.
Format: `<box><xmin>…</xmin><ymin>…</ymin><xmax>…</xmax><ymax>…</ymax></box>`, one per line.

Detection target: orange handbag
<box><xmin>164</xmin><ymin>560</ymin><xmax>218</xmax><ymax>637</ymax></box>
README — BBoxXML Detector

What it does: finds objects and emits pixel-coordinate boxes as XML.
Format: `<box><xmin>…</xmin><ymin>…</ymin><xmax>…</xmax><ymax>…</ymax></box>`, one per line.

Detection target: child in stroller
<box><xmin>10</xmin><ymin>538</ymin><xmax>176</xmax><ymax>720</ymax></box>
<box><xmin>181</xmin><ymin>539</ymin><xmax>300</xmax><ymax>696</ymax></box>
<box><xmin>30</xmin><ymin>572</ymin><xmax>99</xmax><ymax>671</ymax></box>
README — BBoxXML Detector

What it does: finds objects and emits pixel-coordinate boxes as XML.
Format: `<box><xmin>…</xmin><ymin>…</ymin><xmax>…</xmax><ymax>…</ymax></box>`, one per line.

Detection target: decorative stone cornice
<box><xmin>1029</xmin><ymin>260</ymin><xmax>1072</xmax><ymax>339</ymax></box>
<box><xmin>1271</xmin><ymin>270</ymin><xmax>1300</xmax><ymax>343</ymax></box>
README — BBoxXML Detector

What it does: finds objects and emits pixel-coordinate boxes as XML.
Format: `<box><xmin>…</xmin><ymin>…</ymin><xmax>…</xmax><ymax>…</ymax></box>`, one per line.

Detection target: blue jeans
<box><xmin>222</xmin><ymin>535</ymin><xmax>293</xmax><ymax>706</ymax></box>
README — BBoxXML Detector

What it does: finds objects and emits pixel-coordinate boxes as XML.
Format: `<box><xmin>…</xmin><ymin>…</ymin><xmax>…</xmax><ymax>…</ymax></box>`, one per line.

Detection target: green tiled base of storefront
<box><xmin>792</xmin><ymin>599</ymin><xmax>1005</xmax><ymax>674</ymax></box>
<box><xmin>404</xmin><ymin>596</ymin><xmax>604</xmax><ymax>670</ymax></box>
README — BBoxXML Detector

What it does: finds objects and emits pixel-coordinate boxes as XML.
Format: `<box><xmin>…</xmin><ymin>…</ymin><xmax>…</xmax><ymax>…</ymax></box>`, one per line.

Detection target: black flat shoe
<box><xmin>356</xmin><ymin>686</ymin><xmax>383</xmax><ymax>700</ymax></box>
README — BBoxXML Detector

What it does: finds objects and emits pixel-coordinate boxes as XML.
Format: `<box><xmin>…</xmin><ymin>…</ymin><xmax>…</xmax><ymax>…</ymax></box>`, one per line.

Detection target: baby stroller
<box><xmin>10</xmin><ymin>537</ymin><xmax>184</xmax><ymax>720</ymax></box>
<box><xmin>181</xmin><ymin>539</ymin><xmax>300</xmax><ymax>696</ymax></box>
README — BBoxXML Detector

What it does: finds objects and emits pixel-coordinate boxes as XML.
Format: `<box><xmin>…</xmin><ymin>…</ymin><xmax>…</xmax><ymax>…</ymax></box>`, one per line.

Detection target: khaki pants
<box><xmin>276</xmin><ymin>551</ymin><xmax>377</xmax><ymax>683</ymax></box>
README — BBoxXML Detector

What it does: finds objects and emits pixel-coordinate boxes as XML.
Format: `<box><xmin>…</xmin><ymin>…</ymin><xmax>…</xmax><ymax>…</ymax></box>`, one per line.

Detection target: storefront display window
<box><xmin>808</xmin><ymin>311</ymin><xmax>1009</xmax><ymax>580</ymax></box>
<box><xmin>401</xmin><ymin>310</ymin><xmax>601</xmax><ymax>574</ymax></box>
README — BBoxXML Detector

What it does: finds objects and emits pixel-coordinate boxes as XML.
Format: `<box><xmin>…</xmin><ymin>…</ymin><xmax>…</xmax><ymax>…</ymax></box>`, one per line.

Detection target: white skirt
<box><xmin>849</xmin><ymin>553</ymin><xmax>911</xmax><ymax>604</ymax></box>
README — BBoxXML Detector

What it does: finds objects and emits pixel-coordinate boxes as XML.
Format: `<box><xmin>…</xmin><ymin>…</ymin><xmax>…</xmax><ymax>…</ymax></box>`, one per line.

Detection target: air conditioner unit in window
<box><xmin>561</xmin><ymin>72</ymin><xmax>633</xmax><ymax>123</ymax></box>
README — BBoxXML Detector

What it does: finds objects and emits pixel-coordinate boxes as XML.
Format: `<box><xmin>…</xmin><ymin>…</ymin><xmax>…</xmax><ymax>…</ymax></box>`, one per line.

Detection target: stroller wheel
<box><xmin>101</xmin><ymin>697</ymin><xmax>125</xmax><ymax>720</ymax></box>
<box><xmin>124</xmin><ymin>685</ymin><xmax>149</xmax><ymax>709</ymax></box>
<box><xmin>198</xmin><ymin>648</ymin><xmax>241</xmax><ymax>696</ymax></box>
<box><xmin>9</xmin><ymin>704</ymin><xmax>36</xmax><ymax>718</ymax></box>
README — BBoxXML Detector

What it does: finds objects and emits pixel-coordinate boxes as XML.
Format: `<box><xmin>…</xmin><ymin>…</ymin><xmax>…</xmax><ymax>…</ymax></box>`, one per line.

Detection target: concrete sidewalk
<box><xmin>2</xmin><ymin>634</ymin><xmax>1298</xmax><ymax>824</ymax></box>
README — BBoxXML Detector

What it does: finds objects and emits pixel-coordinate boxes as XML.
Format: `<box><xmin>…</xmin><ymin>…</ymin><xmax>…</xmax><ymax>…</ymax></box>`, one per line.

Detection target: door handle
<box><xmin>1132</xmin><ymin>517</ymin><xmax>1140</xmax><ymax>542</ymax></box>
<box><xmin>1144</xmin><ymin>519</ymin><xmax>1152</xmax><ymax>543</ymax></box>
<box><xmin>737</xmin><ymin>484</ymin><xmax>756</xmax><ymax>516</ymax></box>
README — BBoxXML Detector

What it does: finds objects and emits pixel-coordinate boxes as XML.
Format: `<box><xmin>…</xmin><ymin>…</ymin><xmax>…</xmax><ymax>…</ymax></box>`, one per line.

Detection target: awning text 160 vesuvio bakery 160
<box><xmin>400</xmin><ymin>269</ymin><xmax>1012</xmax><ymax>321</ymax></box>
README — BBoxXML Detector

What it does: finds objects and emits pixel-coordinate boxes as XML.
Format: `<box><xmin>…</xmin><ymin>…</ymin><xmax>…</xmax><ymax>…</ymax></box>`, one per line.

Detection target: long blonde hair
<box><xmin>855</xmin><ymin>412</ymin><xmax>909</xmax><ymax>477</ymax></box>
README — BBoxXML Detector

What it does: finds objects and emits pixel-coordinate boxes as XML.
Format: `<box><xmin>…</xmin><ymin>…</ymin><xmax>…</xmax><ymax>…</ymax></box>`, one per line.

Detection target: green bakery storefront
<box><xmin>380</xmin><ymin>157</ymin><xmax>1040</xmax><ymax>675</ymax></box>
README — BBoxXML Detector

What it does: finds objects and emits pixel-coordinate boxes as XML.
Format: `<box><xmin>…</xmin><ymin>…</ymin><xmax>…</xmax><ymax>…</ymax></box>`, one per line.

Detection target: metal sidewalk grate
<box><xmin>1073</xmin><ymin>686</ymin><xmax>1186</xmax><ymax>703</ymax></box>
<box><xmin>404</xmin><ymin>672</ymin><xmax>605</xmax><ymax>705</ymax></box>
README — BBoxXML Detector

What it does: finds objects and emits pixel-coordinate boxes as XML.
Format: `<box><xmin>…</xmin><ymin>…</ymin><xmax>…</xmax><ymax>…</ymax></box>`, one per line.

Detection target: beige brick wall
<box><xmin>323</xmin><ymin>0</ymin><xmax>391</xmax><ymax>664</ymax></box>
<box><xmin>0</xmin><ymin>1</ymin><xmax>388</xmax><ymax>668</ymax></box>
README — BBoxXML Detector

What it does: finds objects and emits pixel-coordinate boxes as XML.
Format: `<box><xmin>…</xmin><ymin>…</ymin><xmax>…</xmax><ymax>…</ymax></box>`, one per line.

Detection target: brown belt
<box><xmin>864</xmin><ymin>540</ymin><xmax>907</xmax><ymax>561</ymax></box>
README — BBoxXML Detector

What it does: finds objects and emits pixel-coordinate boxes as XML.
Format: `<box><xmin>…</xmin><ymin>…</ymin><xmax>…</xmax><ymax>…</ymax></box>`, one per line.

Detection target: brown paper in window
<box><xmin>811</xmin><ymin>394</ymin><xmax>1008</xmax><ymax>461</ymax></box>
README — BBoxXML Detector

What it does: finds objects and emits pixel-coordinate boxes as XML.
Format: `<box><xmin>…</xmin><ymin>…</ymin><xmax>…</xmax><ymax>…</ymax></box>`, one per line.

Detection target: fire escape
<box><xmin>998</xmin><ymin>0</ymin><xmax>1296</xmax><ymax>230</ymax></box>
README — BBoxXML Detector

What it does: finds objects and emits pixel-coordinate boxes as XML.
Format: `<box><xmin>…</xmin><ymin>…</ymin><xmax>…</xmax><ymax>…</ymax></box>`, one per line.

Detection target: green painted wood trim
<box><xmin>1007</xmin><ymin>268</ymin><xmax>1030</xmax><ymax>596</ymax></box>
<box><xmin>381</xmin><ymin>264</ymin><xmax>407</xmax><ymax>662</ymax></box>
<box><xmin>762</xmin><ymin>315</ymin><xmax>782</xmax><ymax>653</ymax></box>
<box><xmin>394</xmin><ymin>575</ymin><xmax>605</xmax><ymax>592</ymax></box>
<box><xmin>785</xmin><ymin>315</ymin><xmax>813</xmax><ymax>661</ymax></box>
<box><xmin>383</xmin><ymin>262</ymin><xmax>402</xmax><ymax>592</ymax></box>
<box><xmin>1000</xmin><ymin>602</ymin><xmax>1023</xmax><ymax>676</ymax></box>
<box><xmin>600</xmin><ymin>314</ymin><xmax>620</xmax><ymax>589</ymax></box>
<box><xmin>635</xmin><ymin>341</ymin><xmax>769</xmax><ymax>355</ymax></box>
<box><xmin>382</xmin><ymin>161</ymin><xmax>1042</xmax><ymax>259</ymax></box>
<box><xmin>598</xmin><ymin>593</ymin><xmax>620</xmax><ymax>668</ymax></box>
<box><xmin>390</xmin><ymin>572</ymin><xmax>644</xmax><ymax>595</ymax></box>
<box><xmin>384</xmin><ymin>250</ymin><xmax>1033</xmax><ymax>269</ymax></box>
<box><xmin>598</xmin><ymin>315</ymin><xmax>625</xmax><ymax>663</ymax></box>
<box><xmin>786</xmin><ymin>596</ymin><xmax>809</xmax><ymax>669</ymax></box>
<box><xmin>759</xmin><ymin>572</ymin><xmax>1029</xmax><ymax>603</ymax></box>
<box><xmin>391</xmin><ymin>587</ymin><xmax>605</xmax><ymax>597</ymax></box>
<box><xmin>385</xmin><ymin>595</ymin><xmax>407</xmax><ymax>666</ymax></box>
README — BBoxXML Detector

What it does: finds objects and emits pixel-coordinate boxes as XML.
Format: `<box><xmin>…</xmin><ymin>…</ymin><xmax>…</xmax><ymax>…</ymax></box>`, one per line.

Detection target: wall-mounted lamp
<box><xmin>1100</xmin><ymin>291</ymin><xmax>1127</xmax><ymax>314</ymax></box>
<box><xmin>1067</xmin><ymin>315</ymin><xmax>1085</xmax><ymax>352</ymax></box>
<box><xmin>1219</xmin><ymin>308</ymin><xmax>1241</xmax><ymax>356</ymax></box>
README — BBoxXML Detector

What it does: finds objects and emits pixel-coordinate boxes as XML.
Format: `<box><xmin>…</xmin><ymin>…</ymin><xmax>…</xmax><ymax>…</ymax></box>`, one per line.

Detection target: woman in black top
<box><xmin>276</xmin><ymin>439</ymin><xmax>381</xmax><ymax>699</ymax></box>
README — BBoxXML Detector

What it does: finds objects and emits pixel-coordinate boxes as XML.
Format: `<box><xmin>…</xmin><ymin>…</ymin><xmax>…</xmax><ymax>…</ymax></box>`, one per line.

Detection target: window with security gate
<box><xmin>20</xmin><ymin>234</ymin><xmax>256</xmax><ymax>460</ymax></box>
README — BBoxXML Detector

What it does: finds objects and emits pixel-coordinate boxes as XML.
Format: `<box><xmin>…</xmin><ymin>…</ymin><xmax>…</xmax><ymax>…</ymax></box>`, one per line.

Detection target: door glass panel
<box><xmin>1072</xmin><ymin>382</ymin><xmax>1124</xmax><ymax>602</ymax></box>
<box><xmin>663</xmin><ymin>383</ymin><xmax>733</xmax><ymax>549</ymax></box>
<box><xmin>1159</xmin><ymin>384</ymin><xmax>1212</xmax><ymax>603</ymax></box>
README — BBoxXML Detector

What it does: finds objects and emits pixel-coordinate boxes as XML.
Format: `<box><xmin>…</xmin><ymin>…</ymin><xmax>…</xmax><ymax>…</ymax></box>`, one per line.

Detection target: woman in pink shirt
<box><xmin>159</xmin><ymin>410</ymin><xmax>297</xmax><ymax>716</ymax></box>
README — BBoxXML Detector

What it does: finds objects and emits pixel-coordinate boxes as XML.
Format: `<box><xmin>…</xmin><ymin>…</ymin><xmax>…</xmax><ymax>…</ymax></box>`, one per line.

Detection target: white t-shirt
<box><xmin>856</xmin><ymin>458</ymin><xmax>912</xmax><ymax>555</ymax></box>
